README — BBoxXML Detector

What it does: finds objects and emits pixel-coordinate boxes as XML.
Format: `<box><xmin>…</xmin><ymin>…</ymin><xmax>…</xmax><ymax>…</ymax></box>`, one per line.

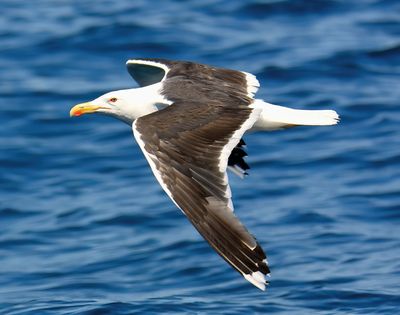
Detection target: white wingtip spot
<box><xmin>242</xmin><ymin>71</ymin><xmax>260</xmax><ymax>98</ymax></box>
<box><xmin>244</xmin><ymin>272</ymin><xmax>268</xmax><ymax>291</ymax></box>
<box><xmin>227</xmin><ymin>165</ymin><xmax>246</xmax><ymax>179</ymax></box>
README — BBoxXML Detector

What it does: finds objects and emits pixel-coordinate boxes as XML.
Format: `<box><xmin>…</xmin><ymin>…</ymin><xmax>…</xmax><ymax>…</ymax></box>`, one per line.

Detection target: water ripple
<box><xmin>1</xmin><ymin>0</ymin><xmax>400</xmax><ymax>313</ymax></box>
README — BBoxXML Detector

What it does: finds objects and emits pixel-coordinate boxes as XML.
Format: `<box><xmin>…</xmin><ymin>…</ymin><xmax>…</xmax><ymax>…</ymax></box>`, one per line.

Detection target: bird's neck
<box><xmin>119</xmin><ymin>84</ymin><xmax>172</xmax><ymax>125</ymax></box>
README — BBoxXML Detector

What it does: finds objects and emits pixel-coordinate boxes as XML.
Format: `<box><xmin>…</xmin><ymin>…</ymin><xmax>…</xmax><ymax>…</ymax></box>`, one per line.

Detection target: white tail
<box><xmin>251</xmin><ymin>100</ymin><xmax>340</xmax><ymax>131</ymax></box>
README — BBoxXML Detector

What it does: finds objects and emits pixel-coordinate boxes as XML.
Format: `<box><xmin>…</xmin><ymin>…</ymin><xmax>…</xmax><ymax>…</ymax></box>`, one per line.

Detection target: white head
<box><xmin>70</xmin><ymin>84</ymin><xmax>167</xmax><ymax>124</ymax></box>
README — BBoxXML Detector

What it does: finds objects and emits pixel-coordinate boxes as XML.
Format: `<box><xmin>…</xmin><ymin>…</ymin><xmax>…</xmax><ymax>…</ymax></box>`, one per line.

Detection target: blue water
<box><xmin>1</xmin><ymin>0</ymin><xmax>399</xmax><ymax>314</ymax></box>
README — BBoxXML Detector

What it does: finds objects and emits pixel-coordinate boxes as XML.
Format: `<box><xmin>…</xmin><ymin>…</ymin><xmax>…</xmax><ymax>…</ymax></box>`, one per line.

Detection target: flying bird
<box><xmin>70</xmin><ymin>58</ymin><xmax>339</xmax><ymax>290</ymax></box>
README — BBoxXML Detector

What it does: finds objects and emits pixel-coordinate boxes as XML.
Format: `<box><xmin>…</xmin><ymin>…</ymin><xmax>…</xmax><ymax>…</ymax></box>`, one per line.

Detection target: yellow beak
<box><xmin>70</xmin><ymin>102</ymin><xmax>102</xmax><ymax>117</ymax></box>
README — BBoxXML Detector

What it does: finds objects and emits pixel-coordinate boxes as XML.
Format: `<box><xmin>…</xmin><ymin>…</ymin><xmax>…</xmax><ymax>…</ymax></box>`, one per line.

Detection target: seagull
<box><xmin>70</xmin><ymin>58</ymin><xmax>339</xmax><ymax>290</ymax></box>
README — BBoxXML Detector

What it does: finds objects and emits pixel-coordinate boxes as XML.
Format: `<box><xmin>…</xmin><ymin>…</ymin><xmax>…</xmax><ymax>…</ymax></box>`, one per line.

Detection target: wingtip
<box><xmin>126</xmin><ymin>59</ymin><xmax>143</xmax><ymax>65</ymax></box>
<box><xmin>244</xmin><ymin>271</ymin><xmax>270</xmax><ymax>291</ymax></box>
<box><xmin>126</xmin><ymin>59</ymin><xmax>138</xmax><ymax>65</ymax></box>
<box><xmin>242</xmin><ymin>71</ymin><xmax>260</xmax><ymax>98</ymax></box>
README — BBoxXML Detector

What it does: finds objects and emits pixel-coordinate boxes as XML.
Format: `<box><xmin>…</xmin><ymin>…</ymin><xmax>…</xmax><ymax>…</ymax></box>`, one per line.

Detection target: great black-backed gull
<box><xmin>70</xmin><ymin>58</ymin><xmax>339</xmax><ymax>290</ymax></box>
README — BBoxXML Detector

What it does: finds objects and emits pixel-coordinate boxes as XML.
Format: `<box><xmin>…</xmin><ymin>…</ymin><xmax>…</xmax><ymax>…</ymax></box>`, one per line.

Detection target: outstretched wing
<box><xmin>126</xmin><ymin>58</ymin><xmax>259</xmax><ymax>97</ymax></box>
<box><xmin>132</xmin><ymin>100</ymin><xmax>270</xmax><ymax>290</ymax></box>
<box><xmin>127</xmin><ymin>58</ymin><xmax>260</xmax><ymax>177</ymax></box>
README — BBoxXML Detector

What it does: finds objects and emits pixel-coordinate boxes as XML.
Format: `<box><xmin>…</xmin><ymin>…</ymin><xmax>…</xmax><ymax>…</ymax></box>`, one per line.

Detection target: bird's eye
<box><xmin>109</xmin><ymin>97</ymin><xmax>118</xmax><ymax>103</ymax></box>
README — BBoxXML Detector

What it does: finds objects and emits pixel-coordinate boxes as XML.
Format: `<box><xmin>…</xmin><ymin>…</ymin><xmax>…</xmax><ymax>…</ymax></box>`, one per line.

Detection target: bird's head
<box><xmin>70</xmin><ymin>89</ymin><xmax>140</xmax><ymax>124</ymax></box>
<box><xmin>70</xmin><ymin>81</ymin><xmax>170</xmax><ymax>124</ymax></box>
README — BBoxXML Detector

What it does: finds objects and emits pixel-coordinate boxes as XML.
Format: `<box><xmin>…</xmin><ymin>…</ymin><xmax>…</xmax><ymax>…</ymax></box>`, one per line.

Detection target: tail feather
<box><xmin>251</xmin><ymin>100</ymin><xmax>340</xmax><ymax>131</ymax></box>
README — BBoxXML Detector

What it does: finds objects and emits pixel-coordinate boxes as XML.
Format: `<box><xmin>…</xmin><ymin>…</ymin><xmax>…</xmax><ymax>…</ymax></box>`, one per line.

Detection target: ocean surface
<box><xmin>1</xmin><ymin>0</ymin><xmax>399</xmax><ymax>314</ymax></box>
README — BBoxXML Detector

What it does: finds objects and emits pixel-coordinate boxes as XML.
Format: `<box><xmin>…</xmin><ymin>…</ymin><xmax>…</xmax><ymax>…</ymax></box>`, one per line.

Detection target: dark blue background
<box><xmin>1</xmin><ymin>1</ymin><xmax>399</xmax><ymax>314</ymax></box>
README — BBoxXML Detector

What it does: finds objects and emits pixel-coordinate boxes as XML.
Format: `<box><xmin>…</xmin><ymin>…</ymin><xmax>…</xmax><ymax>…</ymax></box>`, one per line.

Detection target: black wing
<box><xmin>132</xmin><ymin>100</ymin><xmax>269</xmax><ymax>290</ymax></box>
